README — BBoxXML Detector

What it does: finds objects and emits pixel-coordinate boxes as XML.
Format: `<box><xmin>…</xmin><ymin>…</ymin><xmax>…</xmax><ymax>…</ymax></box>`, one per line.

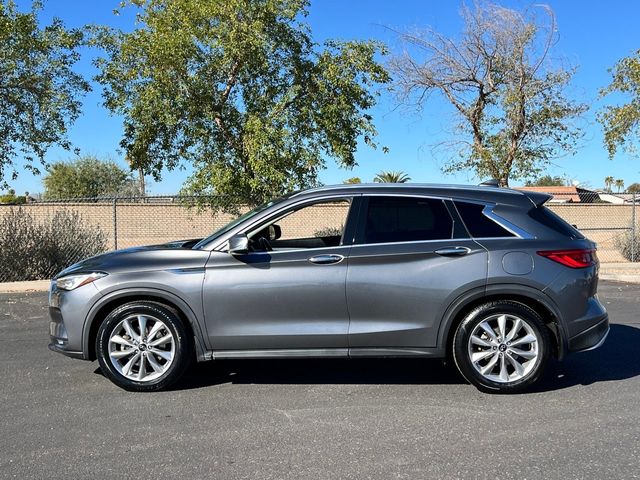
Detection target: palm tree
<box><xmin>604</xmin><ymin>176</ymin><xmax>614</xmax><ymax>192</ymax></box>
<box><xmin>373</xmin><ymin>171</ymin><xmax>411</xmax><ymax>183</ymax></box>
<box><xmin>615</xmin><ymin>179</ymin><xmax>625</xmax><ymax>193</ymax></box>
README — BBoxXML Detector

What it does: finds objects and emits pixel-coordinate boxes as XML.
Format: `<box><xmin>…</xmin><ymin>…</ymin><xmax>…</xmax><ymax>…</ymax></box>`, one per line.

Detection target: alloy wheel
<box><xmin>108</xmin><ymin>314</ymin><xmax>175</xmax><ymax>382</ymax></box>
<box><xmin>467</xmin><ymin>313</ymin><xmax>540</xmax><ymax>383</ymax></box>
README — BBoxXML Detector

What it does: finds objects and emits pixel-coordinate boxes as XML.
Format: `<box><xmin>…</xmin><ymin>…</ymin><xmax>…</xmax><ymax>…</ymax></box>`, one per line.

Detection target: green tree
<box><xmin>390</xmin><ymin>2</ymin><xmax>586</xmax><ymax>187</ymax></box>
<box><xmin>627</xmin><ymin>182</ymin><xmax>640</xmax><ymax>194</ymax></box>
<box><xmin>599</xmin><ymin>50</ymin><xmax>640</xmax><ymax>158</ymax></box>
<box><xmin>0</xmin><ymin>0</ymin><xmax>90</xmax><ymax>188</ymax></box>
<box><xmin>95</xmin><ymin>0</ymin><xmax>389</xmax><ymax>210</ymax></box>
<box><xmin>604</xmin><ymin>176</ymin><xmax>614</xmax><ymax>192</ymax></box>
<box><xmin>0</xmin><ymin>191</ymin><xmax>26</xmax><ymax>204</ymax></box>
<box><xmin>525</xmin><ymin>175</ymin><xmax>567</xmax><ymax>187</ymax></box>
<box><xmin>615</xmin><ymin>179</ymin><xmax>625</xmax><ymax>193</ymax></box>
<box><xmin>43</xmin><ymin>156</ymin><xmax>141</xmax><ymax>199</ymax></box>
<box><xmin>373</xmin><ymin>170</ymin><xmax>411</xmax><ymax>183</ymax></box>
<box><xmin>343</xmin><ymin>177</ymin><xmax>362</xmax><ymax>184</ymax></box>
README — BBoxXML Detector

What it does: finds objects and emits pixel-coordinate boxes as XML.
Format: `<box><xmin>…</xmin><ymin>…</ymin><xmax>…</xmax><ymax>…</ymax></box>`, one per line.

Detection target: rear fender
<box><xmin>437</xmin><ymin>283</ymin><xmax>567</xmax><ymax>358</ymax></box>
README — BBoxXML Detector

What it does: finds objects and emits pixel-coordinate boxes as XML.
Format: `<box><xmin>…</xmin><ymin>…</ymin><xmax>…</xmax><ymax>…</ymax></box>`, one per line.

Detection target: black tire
<box><xmin>96</xmin><ymin>301</ymin><xmax>192</xmax><ymax>392</ymax></box>
<box><xmin>452</xmin><ymin>301</ymin><xmax>550</xmax><ymax>393</ymax></box>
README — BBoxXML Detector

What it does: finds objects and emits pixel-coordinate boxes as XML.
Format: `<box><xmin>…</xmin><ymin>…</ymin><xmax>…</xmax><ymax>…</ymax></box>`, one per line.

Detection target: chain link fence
<box><xmin>0</xmin><ymin>192</ymin><xmax>637</xmax><ymax>282</ymax></box>
<box><xmin>0</xmin><ymin>196</ymin><xmax>242</xmax><ymax>282</ymax></box>
<box><xmin>543</xmin><ymin>191</ymin><xmax>638</xmax><ymax>263</ymax></box>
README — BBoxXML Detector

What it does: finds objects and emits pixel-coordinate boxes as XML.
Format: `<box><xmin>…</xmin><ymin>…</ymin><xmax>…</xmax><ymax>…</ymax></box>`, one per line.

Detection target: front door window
<box><xmin>248</xmin><ymin>199</ymin><xmax>352</xmax><ymax>252</ymax></box>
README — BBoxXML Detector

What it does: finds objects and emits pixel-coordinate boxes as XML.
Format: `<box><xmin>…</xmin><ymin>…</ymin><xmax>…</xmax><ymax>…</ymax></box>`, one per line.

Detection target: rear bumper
<box><xmin>567</xmin><ymin>315</ymin><xmax>609</xmax><ymax>352</ymax></box>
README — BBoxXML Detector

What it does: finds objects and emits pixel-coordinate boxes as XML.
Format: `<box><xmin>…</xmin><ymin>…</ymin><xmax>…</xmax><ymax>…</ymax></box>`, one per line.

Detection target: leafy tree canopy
<box><xmin>626</xmin><ymin>182</ymin><xmax>640</xmax><ymax>194</ymax></box>
<box><xmin>43</xmin><ymin>156</ymin><xmax>141</xmax><ymax>199</ymax></box>
<box><xmin>95</xmin><ymin>0</ymin><xmax>389</xmax><ymax>209</ymax></box>
<box><xmin>525</xmin><ymin>175</ymin><xmax>566</xmax><ymax>187</ymax></box>
<box><xmin>0</xmin><ymin>0</ymin><xmax>89</xmax><ymax>189</ymax></box>
<box><xmin>0</xmin><ymin>192</ymin><xmax>26</xmax><ymax>204</ymax></box>
<box><xmin>343</xmin><ymin>177</ymin><xmax>362</xmax><ymax>184</ymax></box>
<box><xmin>599</xmin><ymin>49</ymin><xmax>640</xmax><ymax>158</ymax></box>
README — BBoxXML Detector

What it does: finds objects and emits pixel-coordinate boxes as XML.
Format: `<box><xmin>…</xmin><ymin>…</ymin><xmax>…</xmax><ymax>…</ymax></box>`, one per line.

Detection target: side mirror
<box><xmin>270</xmin><ymin>224</ymin><xmax>282</xmax><ymax>241</ymax></box>
<box><xmin>228</xmin><ymin>233</ymin><xmax>249</xmax><ymax>255</ymax></box>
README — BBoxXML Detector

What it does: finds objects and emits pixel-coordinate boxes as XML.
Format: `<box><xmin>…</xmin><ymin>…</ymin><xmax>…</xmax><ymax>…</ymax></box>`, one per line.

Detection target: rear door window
<box><xmin>357</xmin><ymin>196</ymin><xmax>453</xmax><ymax>244</ymax></box>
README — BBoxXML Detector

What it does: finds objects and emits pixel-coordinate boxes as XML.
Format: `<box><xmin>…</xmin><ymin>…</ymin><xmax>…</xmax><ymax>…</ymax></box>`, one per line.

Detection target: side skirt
<box><xmin>204</xmin><ymin>347</ymin><xmax>444</xmax><ymax>361</ymax></box>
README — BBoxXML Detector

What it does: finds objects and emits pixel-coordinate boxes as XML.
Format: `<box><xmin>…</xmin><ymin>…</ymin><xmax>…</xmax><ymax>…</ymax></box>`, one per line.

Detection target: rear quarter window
<box><xmin>454</xmin><ymin>201</ymin><xmax>514</xmax><ymax>238</ymax></box>
<box><xmin>528</xmin><ymin>206</ymin><xmax>584</xmax><ymax>239</ymax></box>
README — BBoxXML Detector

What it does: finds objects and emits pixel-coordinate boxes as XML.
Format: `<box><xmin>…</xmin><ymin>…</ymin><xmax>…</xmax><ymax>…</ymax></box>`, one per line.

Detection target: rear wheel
<box><xmin>453</xmin><ymin>301</ymin><xmax>550</xmax><ymax>393</ymax></box>
<box><xmin>96</xmin><ymin>301</ymin><xmax>192</xmax><ymax>392</ymax></box>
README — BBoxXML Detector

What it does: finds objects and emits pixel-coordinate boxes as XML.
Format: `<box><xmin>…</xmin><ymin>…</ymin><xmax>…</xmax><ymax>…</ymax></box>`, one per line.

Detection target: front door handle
<box><xmin>435</xmin><ymin>246</ymin><xmax>471</xmax><ymax>257</ymax></box>
<box><xmin>308</xmin><ymin>254</ymin><xmax>344</xmax><ymax>265</ymax></box>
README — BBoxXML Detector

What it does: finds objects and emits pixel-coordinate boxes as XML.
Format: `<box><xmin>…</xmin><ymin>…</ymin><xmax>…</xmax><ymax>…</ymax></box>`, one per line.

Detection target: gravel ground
<box><xmin>1</xmin><ymin>281</ymin><xmax>639</xmax><ymax>479</ymax></box>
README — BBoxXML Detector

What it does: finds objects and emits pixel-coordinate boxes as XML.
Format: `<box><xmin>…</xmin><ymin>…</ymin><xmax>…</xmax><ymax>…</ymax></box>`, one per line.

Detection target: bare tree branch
<box><xmin>388</xmin><ymin>0</ymin><xmax>586</xmax><ymax>186</ymax></box>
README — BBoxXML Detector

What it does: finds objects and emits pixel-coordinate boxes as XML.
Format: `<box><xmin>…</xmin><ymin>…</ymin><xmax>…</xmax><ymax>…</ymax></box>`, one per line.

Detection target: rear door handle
<box><xmin>308</xmin><ymin>254</ymin><xmax>344</xmax><ymax>265</ymax></box>
<box><xmin>435</xmin><ymin>246</ymin><xmax>471</xmax><ymax>257</ymax></box>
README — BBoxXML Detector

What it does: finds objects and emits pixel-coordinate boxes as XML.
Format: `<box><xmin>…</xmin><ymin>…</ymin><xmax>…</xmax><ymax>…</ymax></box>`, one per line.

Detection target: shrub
<box><xmin>0</xmin><ymin>194</ymin><xmax>26</xmax><ymax>204</ymax></box>
<box><xmin>615</xmin><ymin>230</ymin><xmax>640</xmax><ymax>262</ymax></box>
<box><xmin>0</xmin><ymin>208</ymin><xmax>107</xmax><ymax>282</ymax></box>
<box><xmin>314</xmin><ymin>226</ymin><xmax>343</xmax><ymax>238</ymax></box>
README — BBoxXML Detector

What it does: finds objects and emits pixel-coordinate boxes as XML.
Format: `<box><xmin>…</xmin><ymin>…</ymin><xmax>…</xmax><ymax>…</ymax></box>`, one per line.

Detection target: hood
<box><xmin>54</xmin><ymin>239</ymin><xmax>208</xmax><ymax>279</ymax></box>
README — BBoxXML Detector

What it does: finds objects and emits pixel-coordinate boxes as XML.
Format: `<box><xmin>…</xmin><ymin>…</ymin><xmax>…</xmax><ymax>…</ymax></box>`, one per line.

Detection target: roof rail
<box><xmin>479</xmin><ymin>179</ymin><xmax>500</xmax><ymax>187</ymax></box>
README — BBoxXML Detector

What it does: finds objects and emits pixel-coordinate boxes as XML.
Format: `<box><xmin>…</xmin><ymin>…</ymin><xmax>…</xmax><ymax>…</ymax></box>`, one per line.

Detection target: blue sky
<box><xmin>7</xmin><ymin>0</ymin><xmax>640</xmax><ymax>195</ymax></box>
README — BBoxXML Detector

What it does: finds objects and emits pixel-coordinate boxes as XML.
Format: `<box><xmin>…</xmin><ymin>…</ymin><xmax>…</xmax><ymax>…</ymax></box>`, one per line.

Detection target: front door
<box><xmin>202</xmin><ymin>197</ymin><xmax>356</xmax><ymax>351</ymax></box>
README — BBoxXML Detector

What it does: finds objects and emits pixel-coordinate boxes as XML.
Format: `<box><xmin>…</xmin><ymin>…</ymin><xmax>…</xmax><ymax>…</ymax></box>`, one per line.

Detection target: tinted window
<box><xmin>454</xmin><ymin>201</ymin><xmax>514</xmax><ymax>238</ymax></box>
<box><xmin>528</xmin><ymin>206</ymin><xmax>584</xmax><ymax>239</ymax></box>
<box><xmin>359</xmin><ymin>196</ymin><xmax>453</xmax><ymax>244</ymax></box>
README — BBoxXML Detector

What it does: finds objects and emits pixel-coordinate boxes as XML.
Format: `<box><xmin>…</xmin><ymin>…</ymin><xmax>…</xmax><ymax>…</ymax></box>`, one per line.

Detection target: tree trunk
<box><xmin>138</xmin><ymin>167</ymin><xmax>145</xmax><ymax>196</ymax></box>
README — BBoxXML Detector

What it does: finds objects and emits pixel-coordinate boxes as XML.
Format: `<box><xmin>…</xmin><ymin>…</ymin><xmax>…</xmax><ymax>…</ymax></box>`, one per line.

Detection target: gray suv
<box><xmin>48</xmin><ymin>184</ymin><xmax>609</xmax><ymax>393</ymax></box>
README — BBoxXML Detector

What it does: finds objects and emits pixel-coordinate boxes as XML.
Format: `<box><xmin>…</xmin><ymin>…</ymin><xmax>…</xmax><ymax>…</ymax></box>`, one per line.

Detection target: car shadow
<box><xmin>95</xmin><ymin>324</ymin><xmax>640</xmax><ymax>393</ymax></box>
<box><xmin>173</xmin><ymin>356</ymin><xmax>464</xmax><ymax>390</ymax></box>
<box><xmin>530</xmin><ymin>323</ymin><xmax>640</xmax><ymax>393</ymax></box>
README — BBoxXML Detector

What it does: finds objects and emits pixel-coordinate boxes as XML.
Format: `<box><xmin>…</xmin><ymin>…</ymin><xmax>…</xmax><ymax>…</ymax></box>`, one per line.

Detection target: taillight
<box><xmin>537</xmin><ymin>249</ymin><xmax>597</xmax><ymax>268</ymax></box>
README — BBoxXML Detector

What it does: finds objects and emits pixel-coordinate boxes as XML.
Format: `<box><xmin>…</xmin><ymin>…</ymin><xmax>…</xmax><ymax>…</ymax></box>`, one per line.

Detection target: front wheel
<box><xmin>452</xmin><ymin>301</ymin><xmax>550</xmax><ymax>393</ymax></box>
<box><xmin>96</xmin><ymin>301</ymin><xmax>192</xmax><ymax>392</ymax></box>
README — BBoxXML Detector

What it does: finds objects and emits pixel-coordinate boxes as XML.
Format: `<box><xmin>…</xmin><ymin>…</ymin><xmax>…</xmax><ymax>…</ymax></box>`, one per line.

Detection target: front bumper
<box><xmin>48</xmin><ymin>280</ymin><xmax>102</xmax><ymax>361</ymax></box>
<box><xmin>567</xmin><ymin>315</ymin><xmax>610</xmax><ymax>352</ymax></box>
<box><xmin>48</xmin><ymin>342</ymin><xmax>85</xmax><ymax>359</ymax></box>
<box><xmin>48</xmin><ymin>305</ymin><xmax>87</xmax><ymax>359</ymax></box>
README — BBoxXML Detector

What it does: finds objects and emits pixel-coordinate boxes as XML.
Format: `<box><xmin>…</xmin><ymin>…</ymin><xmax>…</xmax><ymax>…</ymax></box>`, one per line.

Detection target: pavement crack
<box><xmin>274</xmin><ymin>408</ymin><xmax>294</xmax><ymax>424</ymax></box>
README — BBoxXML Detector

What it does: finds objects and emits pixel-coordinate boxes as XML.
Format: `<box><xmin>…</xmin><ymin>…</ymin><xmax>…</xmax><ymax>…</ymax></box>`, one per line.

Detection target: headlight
<box><xmin>55</xmin><ymin>272</ymin><xmax>107</xmax><ymax>291</ymax></box>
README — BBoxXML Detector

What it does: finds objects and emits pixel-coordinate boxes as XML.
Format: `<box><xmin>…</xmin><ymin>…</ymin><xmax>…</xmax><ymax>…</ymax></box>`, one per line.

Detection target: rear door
<box><xmin>346</xmin><ymin>195</ymin><xmax>488</xmax><ymax>350</ymax></box>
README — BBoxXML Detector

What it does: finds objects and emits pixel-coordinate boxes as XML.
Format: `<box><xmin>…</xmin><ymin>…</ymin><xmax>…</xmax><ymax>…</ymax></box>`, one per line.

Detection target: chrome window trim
<box><xmin>238</xmin><ymin>244</ymin><xmax>353</xmax><ymax>258</ymax></box>
<box><xmin>348</xmin><ymin>237</ymin><xmax>475</xmax><ymax>252</ymax></box>
<box><xmin>231</xmin><ymin>237</ymin><xmax>474</xmax><ymax>258</ymax></box>
<box><xmin>481</xmin><ymin>204</ymin><xmax>534</xmax><ymax>239</ymax></box>
<box><xmin>354</xmin><ymin>238</ymin><xmax>471</xmax><ymax>248</ymax></box>
<box><xmin>208</xmin><ymin>192</ymin><xmax>534</xmax><ymax>253</ymax></box>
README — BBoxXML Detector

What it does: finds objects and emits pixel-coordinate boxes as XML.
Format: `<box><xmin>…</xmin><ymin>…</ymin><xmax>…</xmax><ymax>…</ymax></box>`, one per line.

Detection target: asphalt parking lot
<box><xmin>1</xmin><ymin>281</ymin><xmax>639</xmax><ymax>479</ymax></box>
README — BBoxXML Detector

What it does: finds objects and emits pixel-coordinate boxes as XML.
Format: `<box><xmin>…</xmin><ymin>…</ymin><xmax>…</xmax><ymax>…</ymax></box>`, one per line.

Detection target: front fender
<box><xmin>82</xmin><ymin>286</ymin><xmax>209</xmax><ymax>360</ymax></box>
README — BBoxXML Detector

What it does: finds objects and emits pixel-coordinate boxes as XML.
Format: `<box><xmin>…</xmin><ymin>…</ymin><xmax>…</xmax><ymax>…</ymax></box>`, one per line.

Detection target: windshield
<box><xmin>193</xmin><ymin>194</ymin><xmax>292</xmax><ymax>249</ymax></box>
